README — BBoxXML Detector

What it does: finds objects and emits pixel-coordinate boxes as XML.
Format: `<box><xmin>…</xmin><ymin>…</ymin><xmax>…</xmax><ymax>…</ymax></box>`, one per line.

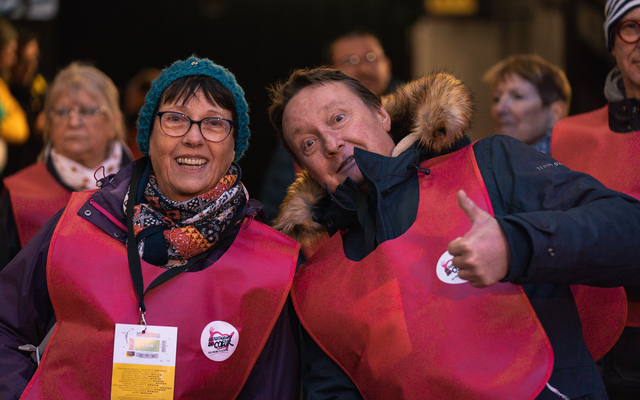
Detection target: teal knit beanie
<box><xmin>136</xmin><ymin>56</ymin><xmax>250</xmax><ymax>161</ymax></box>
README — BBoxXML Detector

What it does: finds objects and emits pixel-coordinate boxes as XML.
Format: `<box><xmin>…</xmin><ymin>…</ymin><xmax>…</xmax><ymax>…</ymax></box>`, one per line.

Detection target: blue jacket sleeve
<box><xmin>0</xmin><ymin>210</ymin><xmax>60</xmax><ymax>399</ymax></box>
<box><xmin>473</xmin><ymin>135</ymin><xmax>640</xmax><ymax>287</ymax></box>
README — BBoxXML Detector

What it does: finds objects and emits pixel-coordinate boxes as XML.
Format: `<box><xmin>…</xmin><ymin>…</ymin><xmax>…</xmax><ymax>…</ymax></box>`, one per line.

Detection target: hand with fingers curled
<box><xmin>447</xmin><ymin>190</ymin><xmax>511</xmax><ymax>288</ymax></box>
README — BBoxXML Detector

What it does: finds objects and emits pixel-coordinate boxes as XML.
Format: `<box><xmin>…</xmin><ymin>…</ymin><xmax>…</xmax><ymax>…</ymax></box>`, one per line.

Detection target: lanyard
<box><xmin>125</xmin><ymin>158</ymin><xmax>206</xmax><ymax>330</ymax></box>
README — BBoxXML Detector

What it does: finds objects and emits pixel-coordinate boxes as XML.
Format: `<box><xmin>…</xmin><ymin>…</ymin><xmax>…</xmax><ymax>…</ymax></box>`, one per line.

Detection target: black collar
<box><xmin>320</xmin><ymin>135</ymin><xmax>471</xmax><ymax>235</ymax></box>
<box><xmin>609</xmin><ymin>98</ymin><xmax>640</xmax><ymax>133</ymax></box>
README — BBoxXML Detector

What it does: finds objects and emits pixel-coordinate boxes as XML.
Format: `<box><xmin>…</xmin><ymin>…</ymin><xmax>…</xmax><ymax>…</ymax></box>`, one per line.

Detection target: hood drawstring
<box><xmin>409</xmin><ymin>164</ymin><xmax>431</xmax><ymax>175</ymax></box>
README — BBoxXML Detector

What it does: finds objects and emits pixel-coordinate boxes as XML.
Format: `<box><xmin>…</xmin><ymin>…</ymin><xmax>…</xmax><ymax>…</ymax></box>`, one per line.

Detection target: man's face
<box><xmin>612</xmin><ymin>7</ymin><xmax>640</xmax><ymax>99</ymax></box>
<box><xmin>282</xmin><ymin>82</ymin><xmax>394</xmax><ymax>193</ymax></box>
<box><xmin>331</xmin><ymin>35</ymin><xmax>392</xmax><ymax>96</ymax></box>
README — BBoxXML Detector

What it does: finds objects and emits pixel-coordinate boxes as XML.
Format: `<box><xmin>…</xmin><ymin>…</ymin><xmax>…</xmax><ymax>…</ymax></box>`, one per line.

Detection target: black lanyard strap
<box><xmin>125</xmin><ymin>158</ymin><xmax>203</xmax><ymax>323</ymax></box>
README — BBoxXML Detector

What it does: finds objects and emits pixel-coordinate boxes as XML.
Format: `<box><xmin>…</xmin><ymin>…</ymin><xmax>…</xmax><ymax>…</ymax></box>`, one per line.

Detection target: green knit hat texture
<box><xmin>136</xmin><ymin>56</ymin><xmax>250</xmax><ymax>161</ymax></box>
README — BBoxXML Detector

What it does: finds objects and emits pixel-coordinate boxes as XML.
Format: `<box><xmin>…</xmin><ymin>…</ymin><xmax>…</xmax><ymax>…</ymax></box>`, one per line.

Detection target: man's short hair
<box><xmin>268</xmin><ymin>67</ymin><xmax>382</xmax><ymax>164</ymax></box>
<box><xmin>483</xmin><ymin>54</ymin><xmax>572</xmax><ymax>116</ymax></box>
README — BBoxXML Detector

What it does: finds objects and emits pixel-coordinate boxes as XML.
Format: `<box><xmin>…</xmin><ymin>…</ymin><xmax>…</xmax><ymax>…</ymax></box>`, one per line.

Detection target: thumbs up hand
<box><xmin>447</xmin><ymin>190</ymin><xmax>511</xmax><ymax>288</ymax></box>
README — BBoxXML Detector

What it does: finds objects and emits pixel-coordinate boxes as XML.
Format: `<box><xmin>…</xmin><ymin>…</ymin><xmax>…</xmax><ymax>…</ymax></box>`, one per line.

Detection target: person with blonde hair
<box><xmin>0</xmin><ymin>62</ymin><xmax>133</xmax><ymax>269</ymax></box>
<box><xmin>484</xmin><ymin>54</ymin><xmax>571</xmax><ymax>154</ymax></box>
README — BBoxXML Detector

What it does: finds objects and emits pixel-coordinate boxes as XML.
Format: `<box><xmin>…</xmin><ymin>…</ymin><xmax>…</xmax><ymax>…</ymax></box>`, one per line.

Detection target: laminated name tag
<box><xmin>111</xmin><ymin>324</ymin><xmax>178</xmax><ymax>400</ymax></box>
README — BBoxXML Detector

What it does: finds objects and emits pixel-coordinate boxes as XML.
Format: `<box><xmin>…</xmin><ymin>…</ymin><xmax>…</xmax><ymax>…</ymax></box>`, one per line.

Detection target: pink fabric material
<box><xmin>293</xmin><ymin>146</ymin><xmax>553</xmax><ymax>399</ymax></box>
<box><xmin>22</xmin><ymin>191</ymin><xmax>299</xmax><ymax>399</ymax></box>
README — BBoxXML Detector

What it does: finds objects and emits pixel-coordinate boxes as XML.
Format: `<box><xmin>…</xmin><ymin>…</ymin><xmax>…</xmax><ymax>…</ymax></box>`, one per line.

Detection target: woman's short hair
<box><xmin>483</xmin><ymin>54</ymin><xmax>572</xmax><ymax>115</ymax></box>
<box><xmin>43</xmin><ymin>62</ymin><xmax>125</xmax><ymax>144</ymax></box>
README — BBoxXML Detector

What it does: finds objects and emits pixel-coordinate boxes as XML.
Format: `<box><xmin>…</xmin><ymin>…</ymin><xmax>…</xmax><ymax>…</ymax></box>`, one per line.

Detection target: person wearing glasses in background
<box><xmin>0</xmin><ymin>57</ymin><xmax>300</xmax><ymax>399</ymax></box>
<box><xmin>324</xmin><ymin>28</ymin><xmax>401</xmax><ymax>97</ymax></box>
<box><xmin>551</xmin><ymin>1</ymin><xmax>640</xmax><ymax>398</ymax></box>
<box><xmin>260</xmin><ymin>28</ymin><xmax>402</xmax><ymax>227</ymax></box>
<box><xmin>0</xmin><ymin>62</ymin><xmax>133</xmax><ymax>271</ymax></box>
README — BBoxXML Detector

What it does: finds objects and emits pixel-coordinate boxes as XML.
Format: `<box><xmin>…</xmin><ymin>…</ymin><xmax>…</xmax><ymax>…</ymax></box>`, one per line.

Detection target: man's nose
<box><xmin>323</xmin><ymin>132</ymin><xmax>344</xmax><ymax>155</ymax></box>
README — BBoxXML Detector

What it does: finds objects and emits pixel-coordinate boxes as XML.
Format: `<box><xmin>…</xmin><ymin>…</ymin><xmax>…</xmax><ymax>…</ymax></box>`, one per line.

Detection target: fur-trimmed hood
<box><xmin>273</xmin><ymin>72</ymin><xmax>474</xmax><ymax>246</ymax></box>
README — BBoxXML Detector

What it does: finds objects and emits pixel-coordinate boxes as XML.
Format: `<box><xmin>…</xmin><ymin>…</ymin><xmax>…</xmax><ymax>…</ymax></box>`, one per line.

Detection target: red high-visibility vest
<box><xmin>4</xmin><ymin>162</ymin><xmax>70</xmax><ymax>247</ymax></box>
<box><xmin>21</xmin><ymin>190</ymin><xmax>299</xmax><ymax>399</ymax></box>
<box><xmin>552</xmin><ymin>105</ymin><xmax>638</xmax><ymax>329</ymax></box>
<box><xmin>292</xmin><ymin>146</ymin><xmax>554</xmax><ymax>399</ymax></box>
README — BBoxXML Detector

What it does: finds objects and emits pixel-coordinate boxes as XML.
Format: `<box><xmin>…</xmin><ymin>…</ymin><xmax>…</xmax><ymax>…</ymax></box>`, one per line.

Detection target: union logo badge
<box><xmin>200</xmin><ymin>321</ymin><xmax>239</xmax><ymax>361</ymax></box>
<box><xmin>436</xmin><ymin>251</ymin><xmax>467</xmax><ymax>284</ymax></box>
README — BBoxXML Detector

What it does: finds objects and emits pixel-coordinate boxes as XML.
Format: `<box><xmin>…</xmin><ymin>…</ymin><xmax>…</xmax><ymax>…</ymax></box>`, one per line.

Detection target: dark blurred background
<box><xmin>1</xmin><ymin>0</ymin><xmax>614</xmax><ymax>197</ymax></box>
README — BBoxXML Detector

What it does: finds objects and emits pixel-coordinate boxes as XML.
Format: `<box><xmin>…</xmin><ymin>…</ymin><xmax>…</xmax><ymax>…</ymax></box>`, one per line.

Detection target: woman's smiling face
<box><xmin>148</xmin><ymin>90</ymin><xmax>235</xmax><ymax>202</ymax></box>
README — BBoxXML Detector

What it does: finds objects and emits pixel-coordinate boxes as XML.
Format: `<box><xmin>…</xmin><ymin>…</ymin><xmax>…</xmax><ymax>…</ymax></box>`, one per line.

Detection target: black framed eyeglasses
<box><xmin>155</xmin><ymin>111</ymin><xmax>236</xmax><ymax>142</ymax></box>
<box><xmin>615</xmin><ymin>20</ymin><xmax>640</xmax><ymax>45</ymax></box>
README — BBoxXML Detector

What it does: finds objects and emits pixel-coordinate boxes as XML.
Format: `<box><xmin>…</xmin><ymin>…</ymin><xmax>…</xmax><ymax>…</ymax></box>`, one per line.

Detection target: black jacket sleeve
<box><xmin>0</xmin><ymin>191</ymin><xmax>22</xmax><ymax>272</ymax></box>
<box><xmin>300</xmin><ymin>328</ymin><xmax>363</xmax><ymax>400</ymax></box>
<box><xmin>0</xmin><ymin>210</ymin><xmax>60</xmax><ymax>399</ymax></box>
<box><xmin>473</xmin><ymin>135</ymin><xmax>640</xmax><ymax>286</ymax></box>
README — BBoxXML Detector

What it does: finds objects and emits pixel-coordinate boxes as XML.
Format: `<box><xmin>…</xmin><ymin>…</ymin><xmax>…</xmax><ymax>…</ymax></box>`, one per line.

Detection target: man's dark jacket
<box><xmin>274</xmin><ymin>73</ymin><xmax>640</xmax><ymax>400</ymax></box>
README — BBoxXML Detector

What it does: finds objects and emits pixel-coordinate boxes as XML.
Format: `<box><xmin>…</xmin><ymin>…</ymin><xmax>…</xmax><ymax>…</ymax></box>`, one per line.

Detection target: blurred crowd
<box><xmin>2</xmin><ymin>0</ymin><xmax>640</xmax><ymax>398</ymax></box>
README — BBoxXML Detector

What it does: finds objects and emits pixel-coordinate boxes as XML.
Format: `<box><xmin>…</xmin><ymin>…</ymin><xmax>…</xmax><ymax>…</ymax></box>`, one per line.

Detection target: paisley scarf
<box><xmin>126</xmin><ymin>163</ymin><xmax>246</xmax><ymax>268</ymax></box>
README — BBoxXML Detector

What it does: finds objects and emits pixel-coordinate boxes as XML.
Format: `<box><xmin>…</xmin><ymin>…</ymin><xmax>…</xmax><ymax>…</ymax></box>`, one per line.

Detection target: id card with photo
<box><xmin>111</xmin><ymin>323</ymin><xmax>177</xmax><ymax>400</ymax></box>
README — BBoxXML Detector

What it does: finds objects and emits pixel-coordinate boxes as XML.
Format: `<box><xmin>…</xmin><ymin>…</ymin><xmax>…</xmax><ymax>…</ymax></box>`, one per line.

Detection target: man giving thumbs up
<box><xmin>448</xmin><ymin>190</ymin><xmax>510</xmax><ymax>288</ymax></box>
<box><xmin>270</xmin><ymin>68</ymin><xmax>640</xmax><ymax>399</ymax></box>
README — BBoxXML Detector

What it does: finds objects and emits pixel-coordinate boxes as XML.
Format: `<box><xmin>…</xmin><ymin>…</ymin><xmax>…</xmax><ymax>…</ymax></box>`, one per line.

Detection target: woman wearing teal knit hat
<box><xmin>0</xmin><ymin>57</ymin><xmax>301</xmax><ymax>399</ymax></box>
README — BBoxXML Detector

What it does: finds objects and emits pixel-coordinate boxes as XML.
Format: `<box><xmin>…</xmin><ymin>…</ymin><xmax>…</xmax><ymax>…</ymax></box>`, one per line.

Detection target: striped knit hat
<box><xmin>137</xmin><ymin>56</ymin><xmax>250</xmax><ymax>161</ymax></box>
<box><xmin>605</xmin><ymin>0</ymin><xmax>640</xmax><ymax>51</ymax></box>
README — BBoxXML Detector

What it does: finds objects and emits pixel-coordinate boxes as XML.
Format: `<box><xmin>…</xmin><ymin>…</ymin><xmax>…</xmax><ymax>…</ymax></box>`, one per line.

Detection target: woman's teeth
<box><xmin>176</xmin><ymin>158</ymin><xmax>207</xmax><ymax>169</ymax></box>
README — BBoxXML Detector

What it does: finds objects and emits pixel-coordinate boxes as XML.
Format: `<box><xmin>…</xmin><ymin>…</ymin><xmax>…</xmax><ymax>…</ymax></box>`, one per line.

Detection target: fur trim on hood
<box><xmin>273</xmin><ymin>72</ymin><xmax>474</xmax><ymax>245</ymax></box>
<box><xmin>272</xmin><ymin>169</ymin><xmax>328</xmax><ymax>247</ymax></box>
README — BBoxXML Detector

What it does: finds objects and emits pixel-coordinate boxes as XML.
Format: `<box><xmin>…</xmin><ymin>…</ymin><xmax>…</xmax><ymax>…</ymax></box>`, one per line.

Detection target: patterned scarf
<box><xmin>126</xmin><ymin>163</ymin><xmax>246</xmax><ymax>269</ymax></box>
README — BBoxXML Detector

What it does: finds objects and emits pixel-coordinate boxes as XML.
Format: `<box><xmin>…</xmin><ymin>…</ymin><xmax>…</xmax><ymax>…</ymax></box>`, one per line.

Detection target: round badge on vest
<box><xmin>436</xmin><ymin>251</ymin><xmax>467</xmax><ymax>284</ymax></box>
<box><xmin>200</xmin><ymin>321</ymin><xmax>239</xmax><ymax>361</ymax></box>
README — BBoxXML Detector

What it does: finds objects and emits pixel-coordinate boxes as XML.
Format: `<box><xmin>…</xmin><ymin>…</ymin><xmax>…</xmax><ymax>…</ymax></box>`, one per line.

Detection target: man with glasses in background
<box><xmin>323</xmin><ymin>28</ymin><xmax>401</xmax><ymax>97</ymax></box>
<box><xmin>260</xmin><ymin>29</ymin><xmax>402</xmax><ymax>225</ymax></box>
<box><xmin>551</xmin><ymin>0</ymin><xmax>640</xmax><ymax>398</ymax></box>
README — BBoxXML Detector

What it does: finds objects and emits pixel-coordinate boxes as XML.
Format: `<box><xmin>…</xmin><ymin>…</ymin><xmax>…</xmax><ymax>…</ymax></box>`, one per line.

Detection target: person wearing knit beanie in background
<box><xmin>0</xmin><ymin>56</ymin><xmax>300</xmax><ymax>399</ymax></box>
<box><xmin>552</xmin><ymin>1</ymin><xmax>640</xmax><ymax>398</ymax></box>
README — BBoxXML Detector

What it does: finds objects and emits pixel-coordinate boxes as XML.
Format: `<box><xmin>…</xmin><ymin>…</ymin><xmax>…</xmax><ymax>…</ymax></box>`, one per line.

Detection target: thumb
<box><xmin>457</xmin><ymin>189</ymin><xmax>489</xmax><ymax>224</ymax></box>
